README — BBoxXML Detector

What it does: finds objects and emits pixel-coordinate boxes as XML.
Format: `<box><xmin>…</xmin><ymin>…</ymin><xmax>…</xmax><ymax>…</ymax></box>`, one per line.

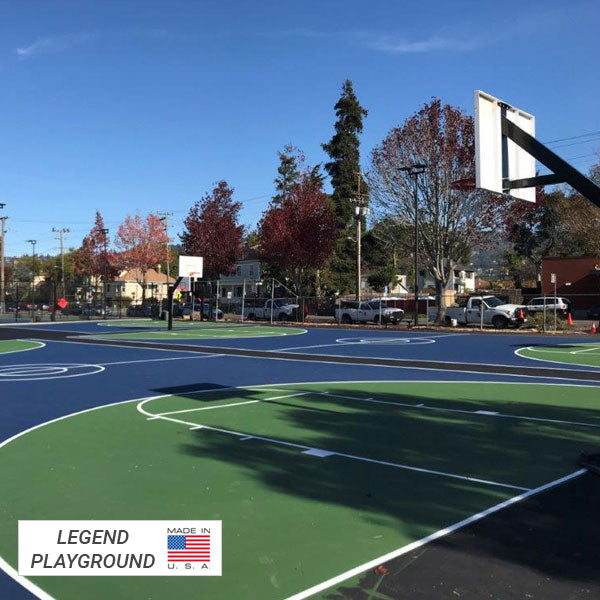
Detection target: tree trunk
<box><xmin>434</xmin><ymin>278</ymin><xmax>447</xmax><ymax>325</ymax></box>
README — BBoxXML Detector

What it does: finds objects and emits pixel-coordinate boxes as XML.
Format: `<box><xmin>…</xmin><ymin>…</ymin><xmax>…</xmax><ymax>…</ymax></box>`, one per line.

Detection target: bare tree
<box><xmin>369</xmin><ymin>99</ymin><xmax>503</xmax><ymax>321</ymax></box>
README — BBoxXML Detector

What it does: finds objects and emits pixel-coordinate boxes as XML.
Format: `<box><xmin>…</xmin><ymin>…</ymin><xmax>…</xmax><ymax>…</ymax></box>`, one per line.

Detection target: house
<box><xmin>360</xmin><ymin>272</ymin><xmax>409</xmax><ymax>296</ymax></box>
<box><xmin>418</xmin><ymin>267</ymin><xmax>476</xmax><ymax>294</ymax></box>
<box><xmin>541</xmin><ymin>256</ymin><xmax>600</xmax><ymax>311</ymax></box>
<box><xmin>219</xmin><ymin>249</ymin><xmax>264</xmax><ymax>298</ymax></box>
<box><xmin>106</xmin><ymin>268</ymin><xmax>170</xmax><ymax>303</ymax></box>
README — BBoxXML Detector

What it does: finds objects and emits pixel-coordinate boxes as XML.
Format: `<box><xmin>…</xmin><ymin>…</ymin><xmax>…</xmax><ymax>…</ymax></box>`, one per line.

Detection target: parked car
<box><xmin>182</xmin><ymin>302</ymin><xmax>224</xmax><ymax>320</ymax></box>
<box><xmin>62</xmin><ymin>304</ymin><xmax>82</xmax><ymax>316</ymax></box>
<box><xmin>526</xmin><ymin>297</ymin><xmax>570</xmax><ymax>315</ymax></box>
<box><xmin>335</xmin><ymin>300</ymin><xmax>405</xmax><ymax>325</ymax></box>
<box><xmin>82</xmin><ymin>304</ymin><xmax>113</xmax><ymax>317</ymax></box>
<box><xmin>126</xmin><ymin>304</ymin><xmax>154</xmax><ymax>317</ymax></box>
<box><xmin>243</xmin><ymin>298</ymin><xmax>299</xmax><ymax>321</ymax></box>
<box><xmin>429</xmin><ymin>295</ymin><xmax>527</xmax><ymax>329</ymax></box>
<box><xmin>587</xmin><ymin>305</ymin><xmax>600</xmax><ymax>319</ymax></box>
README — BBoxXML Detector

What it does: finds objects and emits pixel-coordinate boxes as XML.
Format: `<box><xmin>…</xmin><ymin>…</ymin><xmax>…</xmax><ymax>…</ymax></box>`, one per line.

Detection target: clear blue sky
<box><xmin>0</xmin><ymin>0</ymin><xmax>598</xmax><ymax>256</ymax></box>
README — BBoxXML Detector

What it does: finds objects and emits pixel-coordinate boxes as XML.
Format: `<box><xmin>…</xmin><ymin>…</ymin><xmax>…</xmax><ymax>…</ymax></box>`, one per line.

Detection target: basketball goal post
<box><xmin>165</xmin><ymin>256</ymin><xmax>203</xmax><ymax>331</ymax></box>
<box><xmin>472</xmin><ymin>90</ymin><xmax>600</xmax><ymax>207</ymax></box>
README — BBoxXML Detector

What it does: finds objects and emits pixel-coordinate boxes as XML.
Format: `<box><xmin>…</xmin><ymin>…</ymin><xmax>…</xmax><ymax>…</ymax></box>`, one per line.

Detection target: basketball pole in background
<box><xmin>474</xmin><ymin>90</ymin><xmax>600</xmax><ymax>207</ymax></box>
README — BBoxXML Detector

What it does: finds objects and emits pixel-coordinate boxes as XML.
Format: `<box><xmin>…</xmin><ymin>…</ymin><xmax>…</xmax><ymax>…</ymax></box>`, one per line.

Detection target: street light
<box><xmin>96</xmin><ymin>228</ymin><xmax>109</xmax><ymax>319</ymax></box>
<box><xmin>400</xmin><ymin>163</ymin><xmax>427</xmax><ymax>327</ymax></box>
<box><xmin>26</xmin><ymin>239</ymin><xmax>37</xmax><ymax>318</ymax></box>
<box><xmin>0</xmin><ymin>204</ymin><xmax>6</xmax><ymax>314</ymax></box>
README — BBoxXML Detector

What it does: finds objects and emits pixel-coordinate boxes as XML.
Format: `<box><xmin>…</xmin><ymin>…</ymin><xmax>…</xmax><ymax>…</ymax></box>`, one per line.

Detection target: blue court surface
<box><xmin>1</xmin><ymin>319</ymin><xmax>599</xmax><ymax>600</ymax></box>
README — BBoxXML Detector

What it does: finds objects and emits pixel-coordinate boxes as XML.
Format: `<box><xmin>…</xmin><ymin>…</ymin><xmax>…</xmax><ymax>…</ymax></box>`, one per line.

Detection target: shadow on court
<box><xmin>168</xmin><ymin>383</ymin><xmax>600</xmax><ymax>595</ymax></box>
<box><xmin>320</xmin><ymin>473</ymin><xmax>600</xmax><ymax>600</ymax></box>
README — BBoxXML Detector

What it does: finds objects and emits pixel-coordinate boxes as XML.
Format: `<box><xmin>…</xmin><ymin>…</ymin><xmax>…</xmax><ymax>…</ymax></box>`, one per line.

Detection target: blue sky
<box><xmin>0</xmin><ymin>0</ymin><xmax>598</xmax><ymax>256</ymax></box>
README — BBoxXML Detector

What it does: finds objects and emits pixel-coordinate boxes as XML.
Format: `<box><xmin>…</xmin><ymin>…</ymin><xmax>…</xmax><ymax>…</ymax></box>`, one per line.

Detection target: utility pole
<box><xmin>26</xmin><ymin>239</ymin><xmax>37</xmax><ymax>318</ymax></box>
<box><xmin>400</xmin><ymin>163</ymin><xmax>427</xmax><ymax>326</ymax></box>
<box><xmin>159</xmin><ymin>212</ymin><xmax>172</xmax><ymax>285</ymax></box>
<box><xmin>97</xmin><ymin>228</ymin><xmax>109</xmax><ymax>319</ymax></box>
<box><xmin>0</xmin><ymin>203</ymin><xmax>6</xmax><ymax>314</ymax></box>
<box><xmin>352</xmin><ymin>171</ymin><xmax>369</xmax><ymax>302</ymax></box>
<box><xmin>159</xmin><ymin>212</ymin><xmax>173</xmax><ymax>320</ymax></box>
<box><xmin>52</xmin><ymin>227</ymin><xmax>70</xmax><ymax>299</ymax></box>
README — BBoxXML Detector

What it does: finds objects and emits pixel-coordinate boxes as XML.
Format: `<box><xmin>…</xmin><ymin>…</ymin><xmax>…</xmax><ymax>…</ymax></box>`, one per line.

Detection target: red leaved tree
<box><xmin>370</xmin><ymin>99</ymin><xmax>505</xmax><ymax>321</ymax></box>
<box><xmin>180</xmin><ymin>181</ymin><xmax>245</xmax><ymax>280</ymax></box>
<box><xmin>115</xmin><ymin>213</ymin><xmax>168</xmax><ymax>302</ymax></box>
<box><xmin>72</xmin><ymin>212</ymin><xmax>118</xmax><ymax>288</ymax></box>
<box><xmin>258</xmin><ymin>178</ymin><xmax>337</xmax><ymax>294</ymax></box>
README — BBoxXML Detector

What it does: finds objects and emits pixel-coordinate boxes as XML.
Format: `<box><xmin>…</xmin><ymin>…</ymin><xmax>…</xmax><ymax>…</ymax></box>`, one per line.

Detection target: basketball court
<box><xmin>1</xmin><ymin>90</ymin><xmax>600</xmax><ymax>600</ymax></box>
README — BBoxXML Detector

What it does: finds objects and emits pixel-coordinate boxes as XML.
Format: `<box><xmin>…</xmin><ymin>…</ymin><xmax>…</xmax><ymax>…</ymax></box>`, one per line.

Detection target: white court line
<box><xmin>137</xmin><ymin>399</ymin><xmax>529</xmax><ymax>492</ymax></box>
<box><xmin>98</xmin><ymin>354</ymin><xmax>222</xmax><ymax>367</ymax></box>
<box><xmin>0</xmin><ymin>378</ymin><xmax>594</xmax><ymax>600</ymax></box>
<box><xmin>515</xmin><ymin>346</ymin><xmax>600</xmax><ymax>370</ymax></box>
<box><xmin>0</xmin><ymin>340</ymin><xmax>46</xmax><ymax>355</ymax></box>
<box><xmin>314</xmin><ymin>391</ymin><xmax>600</xmax><ymax>429</ymax></box>
<box><xmin>34</xmin><ymin>337</ymin><xmax>600</xmax><ymax>383</ymax></box>
<box><xmin>276</xmin><ymin>332</ymin><xmax>462</xmax><ymax>352</ymax></box>
<box><xmin>155</xmin><ymin>392</ymin><xmax>310</xmax><ymax>417</ymax></box>
<box><xmin>572</xmin><ymin>346</ymin><xmax>600</xmax><ymax>354</ymax></box>
<box><xmin>282</xmin><ymin>469</ymin><xmax>586</xmax><ymax>600</ymax></box>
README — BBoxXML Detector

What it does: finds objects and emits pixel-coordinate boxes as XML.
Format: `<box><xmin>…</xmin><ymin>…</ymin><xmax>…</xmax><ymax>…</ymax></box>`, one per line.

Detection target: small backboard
<box><xmin>474</xmin><ymin>90</ymin><xmax>536</xmax><ymax>202</ymax></box>
<box><xmin>178</xmin><ymin>255</ymin><xmax>203</xmax><ymax>278</ymax></box>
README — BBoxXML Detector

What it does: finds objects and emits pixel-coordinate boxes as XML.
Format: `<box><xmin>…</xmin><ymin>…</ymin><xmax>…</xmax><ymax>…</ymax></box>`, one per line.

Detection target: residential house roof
<box><xmin>115</xmin><ymin>268</ymin><xmax>169</xmax><ymax>283</ymax></box>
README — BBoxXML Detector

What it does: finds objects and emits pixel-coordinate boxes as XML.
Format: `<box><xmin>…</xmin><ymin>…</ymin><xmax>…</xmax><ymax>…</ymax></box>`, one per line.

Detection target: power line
<box><xmin>543</xmin><ymin>130</ymin><xmax>600</xmax><ymax>145</ymax></box>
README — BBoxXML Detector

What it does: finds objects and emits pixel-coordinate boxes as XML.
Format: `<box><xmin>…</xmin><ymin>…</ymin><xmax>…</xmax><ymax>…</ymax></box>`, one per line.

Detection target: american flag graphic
<box><xmin>167</xmin><ymin>534</ymin><xmax>211</xmax><ymax>562</ymax></box>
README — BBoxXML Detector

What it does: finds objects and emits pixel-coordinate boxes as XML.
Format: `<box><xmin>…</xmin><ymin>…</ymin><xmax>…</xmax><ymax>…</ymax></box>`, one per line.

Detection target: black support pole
<box><xmin>167</xmin><ymin>277</ymin><xmax>183</xmax><ymax>331</ymax></box>
<box><xmin>501</xmin><ymin>115</ymin><xmax>600</xmax><ymax>207</ymax></box>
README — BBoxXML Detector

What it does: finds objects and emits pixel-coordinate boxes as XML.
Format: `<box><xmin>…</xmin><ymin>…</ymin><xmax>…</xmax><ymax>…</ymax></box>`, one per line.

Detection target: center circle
<box><xmin>0</xmin><ymin>363</ymin><xmax>104</xmax><ymax>382</ymax></box>
<box><xmin>336</xmin><ymin>336</ymin><xmax>436</xmax><ymax>346</ymax></box>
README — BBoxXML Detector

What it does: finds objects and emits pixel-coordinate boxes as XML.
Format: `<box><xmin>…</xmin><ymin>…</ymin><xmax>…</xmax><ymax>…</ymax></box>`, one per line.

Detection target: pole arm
<box><xmin>501</xmin><ymin>115</ymin><xmax>600</xmax><ymax>207</ymax></box>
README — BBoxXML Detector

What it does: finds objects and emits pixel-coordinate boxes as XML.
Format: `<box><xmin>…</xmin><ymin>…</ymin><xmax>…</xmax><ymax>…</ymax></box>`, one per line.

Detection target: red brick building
<box><xmin>541</xmin><ymin>257</ymin><xmax>600</xmax><ymax>310</ymax></box>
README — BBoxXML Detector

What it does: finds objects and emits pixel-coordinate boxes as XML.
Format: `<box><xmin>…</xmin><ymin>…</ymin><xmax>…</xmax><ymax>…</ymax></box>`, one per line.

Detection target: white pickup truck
<box><xmin>428</xmin><ymin>295</ymin><xmax>527</xmax><ymax>329</ymax></box>
<box><xmin>336</xmin><ymin>300</ymin><xmax>405</xmax><ymax>325</ymax></box>
<box><xmin>244</xmin><ymin>298</ymin><xmax>300</xmax><ymax>321</ymax></box>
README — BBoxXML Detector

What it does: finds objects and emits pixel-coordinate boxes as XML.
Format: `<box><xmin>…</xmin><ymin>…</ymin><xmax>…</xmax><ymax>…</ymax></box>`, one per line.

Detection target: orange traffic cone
<box><xmin>567</xmin><ymin>313</ymin><xmax>573</xmax><ymax>326</ymax></box>
<box><xmin>592</xmin><ymin>323</ymin><xmax>597</xmax><ymax>334</ymax></box>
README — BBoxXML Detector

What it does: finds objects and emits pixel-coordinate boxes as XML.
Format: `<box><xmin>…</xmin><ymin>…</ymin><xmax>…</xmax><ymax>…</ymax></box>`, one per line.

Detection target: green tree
<box><xmin>273</xmin><ymin>145</ymin><xmax>301</xmax><ymax>205</ymax></box>
<box><xmin>322</xmin><ymin>80</ymin><xmax>368</xmax><ymax>228</ymax></box>
<box><xmin>273</xmin><ymin>145</ymin><xmax>325</xmax><ymax>206</ymax></box>
<box><xmin>322</xmin><ymin>80</ymin><xmax>368</xmax><ymax>294</ymax></box>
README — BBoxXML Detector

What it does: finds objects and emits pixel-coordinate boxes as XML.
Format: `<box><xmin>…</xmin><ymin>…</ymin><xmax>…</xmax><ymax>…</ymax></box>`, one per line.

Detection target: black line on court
<box><xmin>2</xmin><ymin>327</ymin><xmax>600</xmax><ymax>382</ymax></box>
<box><xmin>322</xmin><ymin>472</ymin><xmax>600</xmax><ymax>600</ymax></box>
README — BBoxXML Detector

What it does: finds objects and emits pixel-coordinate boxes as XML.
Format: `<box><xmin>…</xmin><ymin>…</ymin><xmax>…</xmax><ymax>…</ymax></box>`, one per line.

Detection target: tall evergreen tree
<box><xmin>322</xmin><ymin>79</ymin><xmax>368</xmax><ymax>293</ymax></box>
<box><xmin>273</xmin><ymin>145</ymin><xmax>301</xmax><ymax>205</ymax></box>
<box><xmin>322</xmin><ymin>79</ymin><xmax>368</xmax><ymax>229</ymax></box>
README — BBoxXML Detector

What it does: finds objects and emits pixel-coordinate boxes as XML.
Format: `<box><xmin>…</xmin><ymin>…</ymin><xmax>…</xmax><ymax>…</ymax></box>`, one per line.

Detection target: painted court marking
<box><xmin>0</xmin><ymin>363</ymin><xmax>104</xmax><ymax>382</ymax></box>
<box><xmin>0</xmin><ymin>379</ymin><xmax>594</xmax><ymax>600</ymax></box>
<box><xmin>516</xmin><ymin>344</ymin><xmax>600</xmax><ymax>369</ymax></box>
<box><xmin>0</xmin><ymin>340</ymin><xmax>46</xmax><ymax>355</ymax></box>
<box><xmin>282</xmin><ymin>469</ymin><xmax>586</xmax><ymax>600</ymax></box>
<box><xmin>137</xmin><ymin>397</ymin><xmax>529</xmax><ymax>492</ymax></box>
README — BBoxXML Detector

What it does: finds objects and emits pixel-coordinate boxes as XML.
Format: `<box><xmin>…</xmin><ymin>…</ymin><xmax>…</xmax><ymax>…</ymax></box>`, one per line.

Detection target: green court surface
<box><xmin>1</xmin><ymin>381</ymin><xmax>598</xmax><ymax>600</ymax></box>
<box><xmin>99</xmin><ymin>319</ymin><xmax>243</xmax><ymax>328</ymax></box>
<box><xmin>517</xmin><ymin>343</ymin><xmax>600</xmax><ymax>368</ymax></box>
<box><xmin>94</xmin><ymin>320</ymin><xmax>306</xmax><ymax>340</ymax></box>
<box><xmin>0</xmin><ymin>340</ymin><xmax>44</xmax><ymax>354</ymax></box>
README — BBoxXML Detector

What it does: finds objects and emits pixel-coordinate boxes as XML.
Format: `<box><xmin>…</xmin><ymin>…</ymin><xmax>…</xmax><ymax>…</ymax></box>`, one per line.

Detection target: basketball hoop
<box><xmin>450</xmin><ymin>177</ymin><xmax>476</xmax><ymax>191</ymax></box>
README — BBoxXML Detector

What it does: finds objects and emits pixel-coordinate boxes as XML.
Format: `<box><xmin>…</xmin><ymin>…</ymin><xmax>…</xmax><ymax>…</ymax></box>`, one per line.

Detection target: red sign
<box><xmin>57</xmin><ymin>298</ymin><xmax>68</xmax><ymax>309</ymax></box>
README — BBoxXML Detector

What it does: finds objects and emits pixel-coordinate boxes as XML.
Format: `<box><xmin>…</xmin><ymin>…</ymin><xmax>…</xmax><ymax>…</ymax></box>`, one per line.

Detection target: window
<box><xmin>249</xmin><ymin>264</ymin><xmax>255</xmax><ymax>277</ymax></box>
<box><xmin>235</xmin><ymin>265</ymin><xmax>242</xmax><ymax>276</ymax></box>
<box><xmin>471</xmin><ymin>299</ymin><xmax>482</xmax><ymax>309</ymax></box>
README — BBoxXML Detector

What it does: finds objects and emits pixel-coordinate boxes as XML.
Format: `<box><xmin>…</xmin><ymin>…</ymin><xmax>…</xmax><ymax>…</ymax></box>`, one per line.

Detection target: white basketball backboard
<box><xmin>474</xmin><ymin>90</ymin><xmax>536</xmax><ymax>202</ymax></box>
<box><xmin>178</xmin><ymin>255</ymin><xmax>203</xmax><ymax>278</ymax></box>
